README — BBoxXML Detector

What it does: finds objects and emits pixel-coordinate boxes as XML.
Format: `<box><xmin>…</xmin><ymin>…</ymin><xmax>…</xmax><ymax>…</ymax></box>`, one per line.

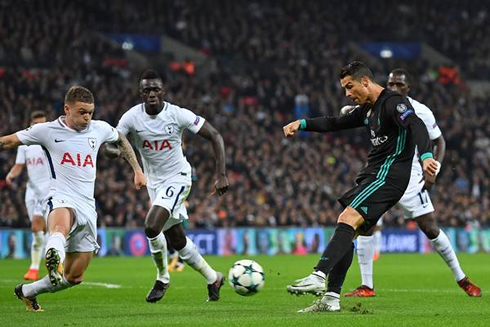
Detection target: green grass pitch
<box><xmin>1</xmin><ymin>253</ymin><xmax>489</xmax><ymax>326</ymax></box>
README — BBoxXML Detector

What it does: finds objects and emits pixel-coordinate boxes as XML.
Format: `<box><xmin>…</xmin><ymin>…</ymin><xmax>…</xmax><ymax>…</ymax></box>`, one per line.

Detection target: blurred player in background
<box><xmin>343</xmin><ymin>69</ymin><xmax>481</xmax><ymax>298</ymax></box>
<box><xmin>0</xmin><ymin>86</ymin><xmax>146</xmax><ymax>312</ymax></box>
<box><xmin>107</xmin><ymin>70</ymin><xmax>229</xmax><ymax>303</ymax></box>
<box><xmin>283</xmin><ymin>61</ymin><xmax>439</xmax><ymax>313</ymax></box>
<box><xmin>6</xmin><ymin>111</ymin><xmax>50</xmax><ymax>281</ymax></box>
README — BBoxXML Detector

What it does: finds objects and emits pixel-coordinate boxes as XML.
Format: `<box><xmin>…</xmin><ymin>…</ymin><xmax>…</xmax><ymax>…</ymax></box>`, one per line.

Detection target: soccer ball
<box><xmin>228</xmin><ymin>259</ymin><xmax>265</xmax><ymax>296</ymax></box>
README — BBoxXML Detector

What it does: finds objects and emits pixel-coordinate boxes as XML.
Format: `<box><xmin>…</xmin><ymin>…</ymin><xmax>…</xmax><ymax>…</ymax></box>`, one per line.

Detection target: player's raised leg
<box><xmin>165</xmin><ymin>223</ymin><xmax>224</xmax><ymax>301</ymax></box>
<box><xmin>24</xmin><ymin>214</ymin><xmax>46</xmax><ymax>281</ymax></box>
<box><xmin>416</xmin><ymin>213</ymin><xmax>482</xmax><ymax>297</ymax></box>
<box><xmin>17</xmin><ymin>251</ymin><xmax>92</xmax><ymax>312</ymax></box>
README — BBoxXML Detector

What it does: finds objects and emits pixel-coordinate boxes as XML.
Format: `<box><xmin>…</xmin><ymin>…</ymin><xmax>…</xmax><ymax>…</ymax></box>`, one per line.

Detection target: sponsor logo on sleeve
<box><xmin>193</xmin><ymin>116</ymin><xmax>201</xmax><ymax>126</ymax></box>
<box><xmin>400</xmin><ymin>109</ymin><xmax>414</xmax><ymax>121</ymax></box>
<box><xmin>432</xmin><ymin>123</ymin><xmax>438</xmax><ymax>128</ymax></box>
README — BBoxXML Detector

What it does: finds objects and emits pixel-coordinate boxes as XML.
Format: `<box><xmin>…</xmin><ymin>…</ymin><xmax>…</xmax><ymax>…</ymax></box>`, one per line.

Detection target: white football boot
<box><xmin>297</xmin><ymin>292</ymin><xmax>341</xmax><ymax>313</ymax></box>
<box><xmin>287</xmin><ymin>271</ymin><xmax>326</xmax><ymax>296</ymax></box>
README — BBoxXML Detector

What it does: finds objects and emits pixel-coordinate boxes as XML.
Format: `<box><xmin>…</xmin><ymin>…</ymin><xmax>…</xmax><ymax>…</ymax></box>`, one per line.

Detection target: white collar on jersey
<box><xmin>141</xmin><ymin>102</ymin><xmax>168</xmax><ymax>117</ymax></box>
<box><xmin>57</xmin><ymin>116</ymin><xmax>90</xmax><ymax>132</ymax></box>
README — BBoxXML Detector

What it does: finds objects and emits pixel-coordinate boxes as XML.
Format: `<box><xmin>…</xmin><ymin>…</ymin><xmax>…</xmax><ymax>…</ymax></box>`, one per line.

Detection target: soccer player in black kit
<box><xmin>283</xmin><ymin>61</ymin><xmax>439</xmax><ymax>313</ymax></box>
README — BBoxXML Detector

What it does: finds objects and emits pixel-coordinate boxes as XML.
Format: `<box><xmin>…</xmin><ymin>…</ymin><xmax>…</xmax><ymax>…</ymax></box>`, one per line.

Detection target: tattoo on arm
<box><xmin>116</xmin><ymin>132</ymin><xmax>142</xmax><ymax>172</ymax></box>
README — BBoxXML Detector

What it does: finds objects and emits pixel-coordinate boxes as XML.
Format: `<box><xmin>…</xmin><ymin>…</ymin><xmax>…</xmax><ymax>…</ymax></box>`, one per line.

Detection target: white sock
<box><xmin>45</xmin><ymin>232</ymin><xmax>66</xmax><ymax>263</ymax></box>
<box><xmin>148</xmin><ymin>233</ymin><xmax>169</xmax><ymax>283</ymax></box>
<box><xmin>179</xmin><ymin>237</ymin><xmax>217</xmax><ymax>284</ymax></box>
<box><xmin>22</xmin><ymin>275</ymin><xmax>74</xmax><ymax>298</ymax></box>
<box><xmin>356</xmin><ymin>235</ymin><xmax>375</xmax><ymax>289</ymax></box>
<box><xmin>430</xmin><ymin>230</ymin><xmax>466</xmax><ymax>281</ymax></box>
<box><xmin>373</xmin><ymin>230</ymin><xmax>382</xmax><ymax>256</ymax></box>
<box><xmin>30</xmin><ymin>232</ymin><xmax>45</xmax><ymax>270</ymax></box>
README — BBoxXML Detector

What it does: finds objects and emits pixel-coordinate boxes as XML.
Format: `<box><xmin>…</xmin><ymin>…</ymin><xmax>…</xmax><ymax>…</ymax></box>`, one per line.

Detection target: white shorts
<box><xmin>147</xmin><ymin>173</ymin><xmax>192</xmax><ymax>232</ymax></box>
<box><xmin>26</xmin><ymin>198</ymin><xmax>45</xmax><ymax>221</ymax></box>
<box><xmin>398</xmin><ymin>171</ymin><xmax>434</xmax><ymax>219</ymax></box>
<box><xmin>46</xmin><ymin>196</ymin><xmax>99</xmax><ymax>253</ymax></box>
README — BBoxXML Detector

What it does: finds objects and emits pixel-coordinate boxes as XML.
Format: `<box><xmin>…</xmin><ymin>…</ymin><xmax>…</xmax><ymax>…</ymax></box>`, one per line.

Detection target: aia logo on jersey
<box><xmin>60</xmin><ymin>153</ymin><xmax>94</xmax><ymax>167</ymax></box>
<box><xmin>26</xmin><ymin>157</ymin><xmax>44</xmax><ymax>166</ymax></box>
<box><xmin>142</xmin><ymin>140</ymin><xmax>172</xmax><ymax>151</ymax></box>
<box><xmin>88</xmin><ymin>138</ymin><xmax>97</xmax><ymax>150</ymax></box>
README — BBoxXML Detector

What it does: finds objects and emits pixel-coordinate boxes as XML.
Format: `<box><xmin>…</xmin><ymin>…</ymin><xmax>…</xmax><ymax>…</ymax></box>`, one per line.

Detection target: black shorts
<box><xmin>338</xmin><ymin>176</ymin><xmax>405</xmax><ymax>234</ymax></box>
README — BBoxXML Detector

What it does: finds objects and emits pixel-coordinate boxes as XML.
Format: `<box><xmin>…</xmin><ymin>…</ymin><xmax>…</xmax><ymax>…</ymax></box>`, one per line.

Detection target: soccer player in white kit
<box><xmin>0</xmin><ymin>86</ymin><xmax>146</xmax><ymax>312</ymax></box>
<box><xmin>107</xmin><ymin>70</ymin><xmax>229</xmax><ymax>302</ymax></box>
<box><xmin>6</xmin><ymin>111</ymin><xmax>51</xmax><ymax>281</ymax></box>
<box><xmin>344</xmin><ymin>69</ymin><xmax>481</xmax><ymax>297</ymax></box>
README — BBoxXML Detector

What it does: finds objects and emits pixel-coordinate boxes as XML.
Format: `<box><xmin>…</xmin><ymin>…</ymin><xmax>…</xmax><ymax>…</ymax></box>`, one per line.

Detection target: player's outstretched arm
<box><xmin>197</xmin><ymin>121</ymin><xmax>229</xmax><ymax>196</ymax></box>
<box><xmin>114</xmin><ymin>132</ymin><xmax>146</xmax><ymax>189</ymax></box>
<box><xmin>424</xmin><ymin>135</ymin><xmax>446</xmax><ymax>190</ymax></box>
<box><xmin>0</xmin><ymin>134</ymin><xmax>22</xmax><ymax>151</ymax></box>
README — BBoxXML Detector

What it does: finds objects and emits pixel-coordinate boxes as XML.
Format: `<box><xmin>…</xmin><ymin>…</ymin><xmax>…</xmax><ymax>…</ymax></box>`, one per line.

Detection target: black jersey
<box><xmin>304</xmin><ymin>89</ymin><xmax>432</xmax><ymax>191</ymax></box>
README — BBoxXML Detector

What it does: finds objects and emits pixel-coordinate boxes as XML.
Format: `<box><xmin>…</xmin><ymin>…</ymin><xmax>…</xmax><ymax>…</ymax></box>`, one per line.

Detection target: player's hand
<box><xmin>5</xmin><ymin>173</ymin><xmax>15</xmax><ymax>188</ymax></box>
<box><xmin>423</xmin><ymin>175</ymin><xmax>436</xmax><ymax>190</ymax></box>
<box><xmin>423</xmin><ymin>158</ymin><xmax>440</xmax><ymax>177</ymax></box>
<box><xmin>213</xmin><ymin>174</ymin><xmax>229</xmax><ymax>196</ymax></box>
<box><xmin>134</xmin><ymin>170</ymin><xmax>147</xmax><ymax>190</ymax></box>
<box><xmin>283</xmin><ymin>120</ymin><xmax>301</xmax><ymax>138</ymax></box>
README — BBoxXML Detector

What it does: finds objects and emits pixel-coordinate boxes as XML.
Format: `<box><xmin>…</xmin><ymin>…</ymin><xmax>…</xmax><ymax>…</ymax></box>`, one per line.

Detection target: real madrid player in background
<box><xmin>0</xmin><ymin>86</ymin><xmax>146</xmax><ymax>312</ymax></box>
<box><xmin>283</xmin><ymin>61</ymin><xmax>440</xmax><ymax>313</ymax></box>
<box><xmin>106</xmin><ymin>70</ymin><xmax>229</xmax><ymax>303</ymax></box>
<box><xmin>343</xmin><ymin>68</ymin><xmax>481</xmax><ymax>298</ymax></box>
<box><xmin>6</xmin><ymin>111</ymin><xmax>50</xmax><ymax>281</ymax></box>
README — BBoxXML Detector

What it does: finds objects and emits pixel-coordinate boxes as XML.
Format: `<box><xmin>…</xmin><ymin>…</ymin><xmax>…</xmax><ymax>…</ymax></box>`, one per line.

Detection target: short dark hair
<box><xmin>390</xmin><ymin>68</ymin><xmax>413</xmax><ymax>86</ymax></box>
<box><xmin>64</xmin><ymin>86</ymin><xmax>94</xmax><ymax>104</ymax></box>
<box><xmin>30</xmin><ymin>110</ymin><xmax>46</xmax><ymax>121</ymax></box>
<box><xmin>340</xmin><ymin>61</ymin><xmax>374</xmax><ymax>81</ymax></box>
<box><xmin>140</xmin><ymin>69</ymin><xmax>162</xmax><ymax>82</ymax></box>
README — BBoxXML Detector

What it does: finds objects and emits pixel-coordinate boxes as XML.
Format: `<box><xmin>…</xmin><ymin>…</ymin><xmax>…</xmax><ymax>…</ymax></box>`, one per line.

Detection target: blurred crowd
<box><xmin>0</xmin><ymin>0</ymin><xmax>489</xmax><ymax>230</ymax></box>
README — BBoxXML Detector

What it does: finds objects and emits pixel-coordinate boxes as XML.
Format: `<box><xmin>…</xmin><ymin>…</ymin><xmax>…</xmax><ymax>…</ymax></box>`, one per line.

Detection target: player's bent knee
<box><xmin>338</xmin><ymin>207</ymin><xmax>365</xmax><ymax>229</ymax></box>
<box><xmin>144</xmin><ymin>224</ymin><xmax>161</xmax><ymax>238</ymax></box>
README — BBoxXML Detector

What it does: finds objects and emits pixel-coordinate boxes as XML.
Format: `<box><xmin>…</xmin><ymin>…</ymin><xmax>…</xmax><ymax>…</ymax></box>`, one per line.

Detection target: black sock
<box><xmin>314</xmin><ymin>223</ymin><xmax>355</xmax><ymax>275</ymax></box>
<box><xmin>326</xmin><ymin>242</ymin><xmax>355</xmax><ymax>294</ymax></box>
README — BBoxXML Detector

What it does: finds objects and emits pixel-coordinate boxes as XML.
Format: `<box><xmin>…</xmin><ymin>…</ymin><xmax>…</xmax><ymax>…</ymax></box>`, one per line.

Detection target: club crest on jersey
<box><xmin>396</xmin><ymin>103</ymin><xmax>408</xmax><ymax>113</ymax></box>
<box><xmin>88</xmin><ymin>137</ymin><xmax>97</xmax><ymax>150</ymax></box>
<box><xmin>165</xmin><ymin>124</ymin><xmax>175</xmax><ymax>135</ymax></box>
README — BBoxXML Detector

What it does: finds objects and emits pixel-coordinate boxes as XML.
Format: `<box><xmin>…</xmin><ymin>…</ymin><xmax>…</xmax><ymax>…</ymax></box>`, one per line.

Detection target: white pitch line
<box><xmin>82</xmin><ymin>282</ymin><xmax>122</xmax><ymax>289</ymax></box>
<box><xmin>0</xmin><ymin>279</ymin><xmax>122</xmax><ymax>289</ymax></box>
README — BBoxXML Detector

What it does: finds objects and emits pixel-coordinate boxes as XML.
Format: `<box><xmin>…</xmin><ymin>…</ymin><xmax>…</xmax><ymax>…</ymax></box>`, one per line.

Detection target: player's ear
<box><xmin>361</xmin><ymin>76</ymin><xmax>369</xmax><ymax>87</ymax></box>
<box><xmin>63</xmin><ymin>104</ymin><xmax>70</xmax><ymax>115</ymax></box>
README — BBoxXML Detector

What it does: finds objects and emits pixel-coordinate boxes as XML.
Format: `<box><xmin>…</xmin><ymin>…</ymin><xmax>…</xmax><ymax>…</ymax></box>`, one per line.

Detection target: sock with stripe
<box><xmin>315</xmin><ymin>223</ymin><xmax>356</xmax><ymax>276</ymax></box>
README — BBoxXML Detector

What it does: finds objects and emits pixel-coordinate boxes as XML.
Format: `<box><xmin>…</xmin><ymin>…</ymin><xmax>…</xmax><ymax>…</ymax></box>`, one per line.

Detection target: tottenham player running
<box><xmin>343</xmin><ymin>69</ymin><xmax>481</xmax><ymax>298</ymax></box>
<box><xmin>6</xmin><ymin>111</ymin><xmax>51</xmax><ymax>281</ymax></box>
<box><xmin>283</xmin><ymin>61</ymin><xmax>439</xmax><ymax>313</ymax></box>
<box><xmin>107</xmin><ymin>70</ymin><xmax>229</xmax><ymax>302</ymax></box>
<box><xmin>0</xmin><ymin>86</ymin><xmax>146</xmax><ymax>312</ymax></box>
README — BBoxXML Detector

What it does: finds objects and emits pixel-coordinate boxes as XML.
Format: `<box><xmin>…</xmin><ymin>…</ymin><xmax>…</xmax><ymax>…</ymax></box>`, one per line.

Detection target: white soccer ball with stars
<box><xmin>228</xmin><ymin>259</ymin><xmax>265</xmax><ymax>296</ymax></box>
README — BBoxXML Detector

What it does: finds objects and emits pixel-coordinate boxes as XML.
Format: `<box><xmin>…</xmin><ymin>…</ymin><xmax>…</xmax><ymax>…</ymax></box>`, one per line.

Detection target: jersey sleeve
<box><xmin>386</xmin><ymin>95</ymin><xmax>433</xmax><ymax>158</ymax></box>
<box><xmin>116</xmin><ymin>111</ymin><xmax>133</xmax><ymax>136</ymax></box>
<box><xmin>415</xmin><ymin>104</ymin><xmax>442</xmax><ymax>140</ymax></box>
<box><xmin>99</xmin><ymin>121</ymin><xmax>120</xmax><ymax>143</ymax></box>
<box><xmin>15</xmin><ymin>146</ymin><xmax>27</xmax><ymax>164</ymax></box>
<box><xmin>304</xmin><ymin>106</ymin><xmax>365</xmax><ymax>132</ymax></box>
<box><xmin>16</xmin><ymin>123</ymin><xmax>49</xmax><ymax>146</ymax></box>
<box><xmin>177</xmin><ymin>108</ymin><xmax>206</xmax><ymax>134</ymax></box>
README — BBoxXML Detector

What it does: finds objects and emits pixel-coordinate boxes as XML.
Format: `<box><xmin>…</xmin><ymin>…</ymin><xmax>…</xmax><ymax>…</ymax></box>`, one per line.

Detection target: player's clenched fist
<box><xmin>134</xmin><ymin>170</ymin><xmax>147</xmax><ymax>190</ymax></box>
<box><xmin>283</xmin><ymin>120</ymin><xmax>301</xmax><ymax>138</ymax></box>
<box><xmin>422</xmin><ymin>158</ymin><xmax>440</xmax><ymax>177</ymax></box>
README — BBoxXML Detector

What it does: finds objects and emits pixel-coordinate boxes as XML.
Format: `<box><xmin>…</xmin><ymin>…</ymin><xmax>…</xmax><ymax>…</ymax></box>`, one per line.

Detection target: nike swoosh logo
<box><xmin>135</xmin><ymin>130</ymin><xmax>144</xmax><ymax>133</ymax></box>
<box><xmin>54</xmin><ymin>139</ymin><xmax>66</xmax><ymax>143</ymax></box>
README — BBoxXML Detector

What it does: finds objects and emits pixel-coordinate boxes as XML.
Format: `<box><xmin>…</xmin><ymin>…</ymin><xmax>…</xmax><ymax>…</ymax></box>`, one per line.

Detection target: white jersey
<box><xmin>408</xmin><ymin>96</ymin><xmax>442</xmax><ymax>173</ymax></box>
<box><xmin>117</xmin><ymin>101</ymin><xmax>205</xmax><ymax>188</ymax></box>
<box><xmin>16</xmin><ymin>117</ymin><xmax>119</xmax><ymax>202</ymax></box>
<box><xmin>15</xmin><ymin>145</ymin><xmax>51</xmax><ymax>200</ymax></box>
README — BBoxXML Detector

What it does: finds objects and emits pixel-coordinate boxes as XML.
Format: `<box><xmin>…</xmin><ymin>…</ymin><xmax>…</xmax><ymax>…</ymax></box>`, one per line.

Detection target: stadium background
<box><xmin>1</xmin><ymin>0</ymin><xmax>489</xmax><ymax>258</ymax></box>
